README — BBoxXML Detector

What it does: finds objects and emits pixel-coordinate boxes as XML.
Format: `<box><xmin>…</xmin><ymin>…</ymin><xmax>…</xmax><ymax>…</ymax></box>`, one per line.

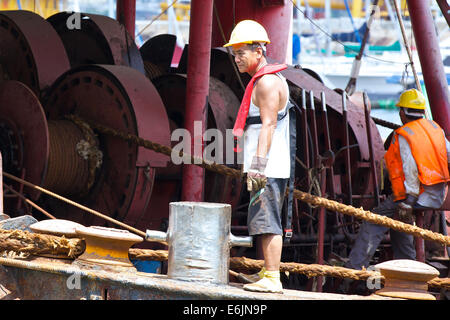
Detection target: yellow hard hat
<box><xmin>223</xmin><ymin>20</ymin><xmax>270</xmax><ymax>47</ymax></box>
<box><xmin>396</xmin><ymin>88</ymin><xmax>426</xmax><ymax>110</ymax></box>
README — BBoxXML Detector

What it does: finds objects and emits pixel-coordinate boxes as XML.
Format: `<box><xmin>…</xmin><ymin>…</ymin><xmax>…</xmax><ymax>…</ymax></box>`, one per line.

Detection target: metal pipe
<box><xmin>415</xmin><ymin>211</ymin><xmax>425</xmax><ymax>262</ymax></box>
<box><xmin>406</xmin><ymin>0</ymin><xmax>450</xmax><ymax>136</ymax></box>
<box><xmin>308</xmin><ymin>91</ymin><xmax>325</xmax><ymax>292</ymax></box>
<box><xmin>363</xmin><ymin>92</ymin><xmax>380</xmax><ymax>207</ymax></box>
<box><xmin>308</xmin><ymin>91</ymin><xmax>319</xmax><ymax>167</ymax></box>
<box><xmin>301</xmin><ymin>89</ymin><xmax>310</xmax><ymax>184</ymax></box>
<box><xmin>317</xmin><ymin>171</ymin><xmax>326</xmax><ymax>292</ymax></box>
<box><xmin>290</xmin><ymin>233</ymin><xmax>346</xmax><ymax>244</ymax></box>
<box><xmin>0</xmin><ymin>152</ymin><xmax>2</xmax><ymax>214</ymax></box>
<box><xmin>320</xmin><ymin>91</ymin><xmax>336</xmax><ymax>198</ymax></box>
<box><xmin>436</xmin><ymin>0</ymin><xmax>450</xmax><ymax>27</ymax></box>
<box><xmin>301</xmin><ymin>88</ymin><xmax>313</xmax><ymax>221</ymax></box>
<box><xmin>3</xmin><ymin>172</ymin><xmax>147</xmax><ymax>239</ymax></box>
<box><xmin>181</xmin><ymin>0</ymin><xmax>214</xmax><ymax>201</ymax></box>
<box><xmin>342</xmin><ymin>92</ymin><xmax>353</xmax><ymax>206</ymax></box>
<box><xmin>392</xmin><ymin>0</ymin><xmax>421</xmax><ymax>93</ymax></box>
<box><xmin>116</xmin><ymin>0</ymin><xmax>136</xmax><ymax>37</ymax></box>
<box><xmin>440</xmin><ymin>211</ymin><xmax>450</xmax><ymax>258</ymax></box>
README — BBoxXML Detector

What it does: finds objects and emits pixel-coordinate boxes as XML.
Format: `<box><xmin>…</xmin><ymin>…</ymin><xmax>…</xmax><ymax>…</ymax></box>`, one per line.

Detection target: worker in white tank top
<box><xmin>243</xmin><ymin>73</ymin><xmax>290</xmax><ymax>178</ymax></box>
<box><xmin>224</xmin><ymin>19</ymin><xmax>291</xmax><ymax>294</ymax></box>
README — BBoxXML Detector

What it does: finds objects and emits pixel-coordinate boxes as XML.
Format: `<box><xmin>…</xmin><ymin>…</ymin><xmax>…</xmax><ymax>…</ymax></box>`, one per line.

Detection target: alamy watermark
<box><xmin>66</xmin><ymin>271</ymin><xmax>81</xmax><ymax>290</ymax></box>
<box><xmin>171</xmin><ymin>121</ymin><xmax>244</xmax><ymax>166</ymax></box>
<box><xmin>66</xmin><ymin>12</ymin><xmax>81</xmax><ymax>30</ymax></box>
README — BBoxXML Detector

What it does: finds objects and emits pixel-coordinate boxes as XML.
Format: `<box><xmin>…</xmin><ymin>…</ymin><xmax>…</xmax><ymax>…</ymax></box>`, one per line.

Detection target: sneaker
<box><xmin>237</xmin><ymin>272</ymin><xmax>261</xmax><ymax>284</ymax></box>
<box><xmin>237</xmin><ymin>267</ymin><xmax>265</xmax><ymax>284</ymax></box>
<box><xmin>243</xmin><ymin>276</ymin><xmax>283</xmax><ymax>294</ymax></box>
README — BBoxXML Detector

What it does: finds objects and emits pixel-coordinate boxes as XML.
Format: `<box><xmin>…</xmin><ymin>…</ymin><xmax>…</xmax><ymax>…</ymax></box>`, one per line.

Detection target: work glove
<box><xmin>397</xmin><ymin>194</ymin><xmax>417</xmax><ymax>224</ymax></box>
<box><xmin>247</xmin><ymin>156</ymin><xmax>268</xmax><ymax>192</ymax></box>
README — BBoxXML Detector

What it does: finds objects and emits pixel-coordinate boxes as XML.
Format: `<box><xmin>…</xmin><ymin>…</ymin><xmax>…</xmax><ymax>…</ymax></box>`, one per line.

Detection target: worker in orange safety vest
<box><xmin>345</xmin><ymin>88</ymin><xmax>450</xmax><ymax>274</ymax></box>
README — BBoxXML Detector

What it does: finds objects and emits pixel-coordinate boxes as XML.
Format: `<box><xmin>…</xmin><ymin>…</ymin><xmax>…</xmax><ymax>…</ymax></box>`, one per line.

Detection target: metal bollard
<box><xmin>146</xmin><ymin>201</ymin><xmax>252</xmax><ymax>284</ymax></box>
<box><xmin>374</xmin><ymin>259</ymin><xmax>439</xmax><ymax>300</ymax></box>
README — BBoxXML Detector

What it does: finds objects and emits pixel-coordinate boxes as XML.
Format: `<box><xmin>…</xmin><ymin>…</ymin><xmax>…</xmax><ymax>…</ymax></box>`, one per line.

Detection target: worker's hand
<box><xmin>247</xmin><ymin>170</ymin><xmax>267</xmax><ymax>192</ymax></box>
<box><xmin>247</xmin><ymin>156</ymin><xmax>268</xmax><ymax>192</ymax></box>
<box><xmin>397</xmin><ymin>202</ymin><xmax>414</xmax><ymax>224</ymax></box>
<box><xmin>397</xmin><ymin>194</ymin><xmax>417</xmax><ymax>224</ymax></box>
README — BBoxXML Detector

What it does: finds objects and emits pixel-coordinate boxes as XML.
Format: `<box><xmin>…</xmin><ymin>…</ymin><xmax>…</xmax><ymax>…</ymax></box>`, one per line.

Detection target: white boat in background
<box><xmin>292</xmin><ymin>1</ymin><xmax>449</xmax><ymax>104</ymax></box>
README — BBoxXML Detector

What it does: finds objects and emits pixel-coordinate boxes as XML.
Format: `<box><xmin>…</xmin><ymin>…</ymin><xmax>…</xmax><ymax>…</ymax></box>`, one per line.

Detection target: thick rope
<box><xmin>0</xmin><ymin>230</ymin><xmax>447</xmax><ymax>290</ymax></box>
<box><xmin>0</xmin><ymin>229</ymin><xmax>84</xmax><ymax>259</ymax></box>
<box><xmin>70</xmin><ymin>115</ymin><xmax>450</xmax><ymax>247</ymax></box>
<box><xmin>67</xmin><ymin>115</ymin><xmax>242</xmax><ymax>180</ymax></box>
<box><xmin>371</xmin><ymin>116</ymin><xmax>401</xmax><ymax>130</ymax></box>
<box><xmin>293</xmin><ymin>189</ymin><xmax>450</xmax><ymax>246</ymax></box>
<box><xmin>229</xmin><ymin>256</ymin><xmax>450</xmax><ymax>290</ymax></box>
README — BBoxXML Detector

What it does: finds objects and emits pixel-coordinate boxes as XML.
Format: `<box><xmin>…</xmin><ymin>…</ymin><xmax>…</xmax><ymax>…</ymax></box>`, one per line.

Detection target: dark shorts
<box><xmin>247</xmin><ymin>177</ymin><xmax>289</xmax><ymax>236</ymax></box>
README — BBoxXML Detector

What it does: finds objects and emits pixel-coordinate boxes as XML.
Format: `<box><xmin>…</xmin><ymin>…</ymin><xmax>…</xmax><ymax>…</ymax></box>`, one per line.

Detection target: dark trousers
<box><xmin>345</xmin><ymin>195</ymin><xmax>416</xmax><ymax>270</ymax></box>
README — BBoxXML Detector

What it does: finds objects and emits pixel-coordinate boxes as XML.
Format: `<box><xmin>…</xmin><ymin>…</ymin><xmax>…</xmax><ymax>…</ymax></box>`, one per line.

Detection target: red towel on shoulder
<box><xmin>232</xmin><ymin>63</ymin><xmax>288</xmax><ymax>137</ymax></box>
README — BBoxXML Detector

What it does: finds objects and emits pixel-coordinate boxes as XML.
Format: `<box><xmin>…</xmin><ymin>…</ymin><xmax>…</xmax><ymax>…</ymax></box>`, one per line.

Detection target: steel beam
<box><xmin>116</xmin><ymin>0</ymin><xmax>136</xmax><ymax>37</ymax></box>
<box><xmin>181</xmin><ymin>0</ymin><xmax>214</xmax><ymax>201</ymax></box>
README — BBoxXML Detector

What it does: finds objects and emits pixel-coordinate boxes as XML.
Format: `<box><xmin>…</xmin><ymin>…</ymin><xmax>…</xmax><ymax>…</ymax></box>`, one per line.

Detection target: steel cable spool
<box><xmin>41</xmin><ymin>64</ymin><xmax>171</xmax><ymax>227</ymax></box>
<box><xmin>45</xmin><ymin>120</ymin><xmax>95</xmax><ymax>197</ymax></box>
<box><xmin>0</xmin><ymin>81</ymin><xmax>100</xmax><ymax>210</ymax></box>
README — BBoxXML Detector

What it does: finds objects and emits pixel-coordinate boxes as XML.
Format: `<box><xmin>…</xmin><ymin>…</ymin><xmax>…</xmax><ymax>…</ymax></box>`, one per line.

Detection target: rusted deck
<box><xmin>0</xmin><ymin>256</ymin><xmax>395</xmax><ymax>300</ymax></box>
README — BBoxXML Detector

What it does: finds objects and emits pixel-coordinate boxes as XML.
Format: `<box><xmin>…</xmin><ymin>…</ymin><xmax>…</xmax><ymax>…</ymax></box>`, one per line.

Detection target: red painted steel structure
<box><xmin>212</xmin><ymin>0</ymin><xmax>292</xmax><ymax>63</ymax></box>
<box><xmin>181</xmin><ymin>0</ymin><xmax>214</xmax><ymax>201</ymax></box>
<box><xmin>116</xmin><ymin>0</ymin><xmax>136</xmax><ymax>37</ymax></box>
<box><xmin>407</xmin><ymin>0</ymin><xmax>450</xmax><ymax>137</ymax></box>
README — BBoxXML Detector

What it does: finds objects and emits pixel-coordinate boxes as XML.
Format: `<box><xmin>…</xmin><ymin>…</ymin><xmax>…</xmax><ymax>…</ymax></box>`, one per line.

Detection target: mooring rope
<box><xmin>2</xmin><ymin>116</ymin><xmax>447</xmax><ymax>290</ymax></box>
<box><xmin>0</xmin><ymin>229</ymin><xmax>84</xmax><ymax>258</ymax></box>
<box><xmin>371</xmin><ymin>116</ymin><xmax>401</xmax><ymax>130</ymax></box>
<box><xmin>67</xmin><ymin>115</ymin><xmax>450</xmax><ymax>247</ymax></box>
<box><xmin>0</xmin><ymin>229</ymin><xmax>447</xmax><ymax>290</ymax></box>
<box><xmin>292</xmin><ymin>189</ymin><xmax>450</xmax><ymax>246</ymax></box>
<box><xmin>228</xmin><ymin>256</ymin><xmax>450</xmax><ymax>290</ymax></box>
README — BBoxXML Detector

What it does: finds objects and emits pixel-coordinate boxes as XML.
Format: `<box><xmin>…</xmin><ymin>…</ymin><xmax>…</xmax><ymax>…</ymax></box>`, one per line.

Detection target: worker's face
<box><xmin>231</xmin><ymin>43</ymin><xmax>262</xmax><ymax>75</ymax></box>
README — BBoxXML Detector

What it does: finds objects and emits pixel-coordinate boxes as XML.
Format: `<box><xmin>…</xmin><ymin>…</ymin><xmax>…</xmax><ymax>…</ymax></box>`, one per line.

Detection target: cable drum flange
<box><xmin>0</xmin><ymin>11</ymin><xmax>70</xmax><ymax>97</ymax></box>
<box><xmin>42</xmin><ymin>64</ymin><xmax>171</xmax><ymax>227</ymax></box>
<box><xmin>0</xmin><ymin>81</ymin><xmax>50</xmax><ymax>202</ymax></box>
<box><xmin>47</xmin><ymin>12</ymin><xmax>145</xmax><ymax>74</ymax></box>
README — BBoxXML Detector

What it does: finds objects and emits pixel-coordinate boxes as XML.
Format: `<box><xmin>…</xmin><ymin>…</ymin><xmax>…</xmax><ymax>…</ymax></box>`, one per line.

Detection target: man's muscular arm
<box><xmin>253</xmin><ymin>74</ymin><xmax>283</xmax><ymax>158</ymax></box>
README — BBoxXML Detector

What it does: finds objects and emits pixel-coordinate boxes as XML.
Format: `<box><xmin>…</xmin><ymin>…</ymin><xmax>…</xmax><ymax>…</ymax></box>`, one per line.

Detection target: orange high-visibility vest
<box><xmin>384</xmin><ymin>118</ymin><xmax>450</xmax><ymax>201</ymax></box>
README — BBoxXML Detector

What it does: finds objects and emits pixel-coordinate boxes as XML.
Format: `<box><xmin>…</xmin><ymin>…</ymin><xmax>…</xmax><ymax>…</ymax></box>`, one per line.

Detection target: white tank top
<box><xmin>242</xmin><ymin>73</ymin><xmax>290</xmax><ymax>178</ymax></box>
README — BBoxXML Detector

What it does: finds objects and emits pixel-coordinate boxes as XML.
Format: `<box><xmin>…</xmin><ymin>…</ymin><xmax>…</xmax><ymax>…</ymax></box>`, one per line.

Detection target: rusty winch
<box><xmin>0</xmin><ymin>9</ymin><xmax>409</xmax><ymax>294</ymax></box>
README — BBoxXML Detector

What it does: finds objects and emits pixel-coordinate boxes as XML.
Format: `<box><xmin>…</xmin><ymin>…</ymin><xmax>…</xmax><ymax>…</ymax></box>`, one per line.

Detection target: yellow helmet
<box><xmin>223</xmin><ymin>20</ymin><xmax>270</xmax><ymax>47</ymax></box>
<box><xmin>396</xmin><ymin>88</ymin><xmax>426</xmax><ymax>110</ymax></box>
